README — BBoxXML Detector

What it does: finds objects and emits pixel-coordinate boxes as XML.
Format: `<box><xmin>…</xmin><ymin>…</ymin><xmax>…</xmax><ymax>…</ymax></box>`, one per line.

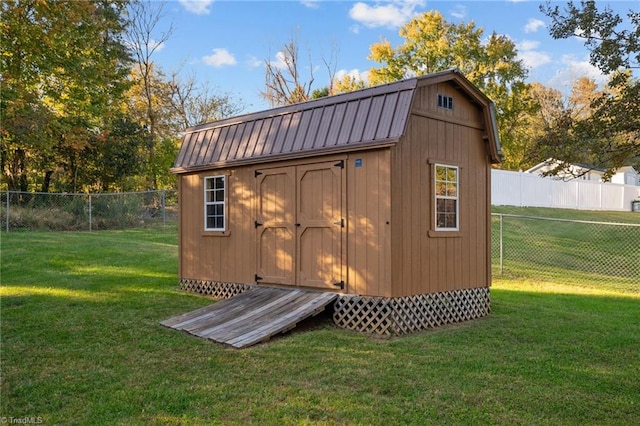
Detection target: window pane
<box><xmin>214</xmin><ymin>189</ymin><xmax>224</xmax><ymax>202</ymax></box>
<box><xmin>436</xmin><ymin>165</ymin><xmax>446</xmax><ymax>181</ymax></box>
<box><xmin>447</xmin><ymin>168</ymin><xmax>457</xmax><ymax>181</ymax></box>
<box><xmin>214</xmin><ymin>176</ymin><xmax>224</xmax><ymax>189</ymax></box>
<box><xmin>446</xmin><ymin>183</ymin><xmax>457</xmax><ymax>197</ymax></box>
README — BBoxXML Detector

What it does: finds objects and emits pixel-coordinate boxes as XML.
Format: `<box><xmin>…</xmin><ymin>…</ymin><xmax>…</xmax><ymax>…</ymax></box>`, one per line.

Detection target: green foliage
<box><xmin>538</xmin><ymin>1</ymin><xmax>640</xmax><ymax>175</ymax></box>
<box><xmin>367</xmin><ymin>11</ymin><xmax>539</xmax><ymax>170</ymax></box>
<box><xmin>0</xmin><ymin>0</ymin><xmax>133</xmax><ymax>192</ymax></box>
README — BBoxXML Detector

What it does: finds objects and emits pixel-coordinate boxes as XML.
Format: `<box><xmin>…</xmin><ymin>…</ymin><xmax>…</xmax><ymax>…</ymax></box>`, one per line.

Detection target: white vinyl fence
<box><xmin>492</xmin><ymin>169</ymin><xmax>640</xmax><ymax>212</ymax></box>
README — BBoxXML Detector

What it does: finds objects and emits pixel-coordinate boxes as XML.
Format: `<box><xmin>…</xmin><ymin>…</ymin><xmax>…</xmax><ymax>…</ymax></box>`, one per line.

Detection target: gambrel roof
<box><xmin>171</xmin><ymin>69</ymin><xmax>502</xmax><ymax>173</ymax></box>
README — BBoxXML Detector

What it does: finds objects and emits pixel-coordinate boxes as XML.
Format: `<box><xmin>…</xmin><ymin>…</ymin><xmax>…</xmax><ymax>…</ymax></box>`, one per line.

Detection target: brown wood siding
<box><xmin>178</xmin><ymin>168</ymin><xmax>255</xmax><ymax>284</ymax></box>
<box><xmin>346</xmin><ymin>149</ymin><xmax>392</xmax><ymax>297</ymax></box>
<box><xmin>390</xmin><ymin>84</ymin><xmax>490</xmax><ymax>297</ymax></box>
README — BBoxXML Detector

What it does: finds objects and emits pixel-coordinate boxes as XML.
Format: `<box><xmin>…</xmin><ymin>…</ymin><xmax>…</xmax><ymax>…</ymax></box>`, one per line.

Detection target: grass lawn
<box><xmin>1</xmin><ymin>223</ymin><xmax>639</xmax><ymax>425</ymax></box>
<box><xmin>491</xmin><ymin>206</ymin><xmax>640</xmax><ymax>294</ymax></box>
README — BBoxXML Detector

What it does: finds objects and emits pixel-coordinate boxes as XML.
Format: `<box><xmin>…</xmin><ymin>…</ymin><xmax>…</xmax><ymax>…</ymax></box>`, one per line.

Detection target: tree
<box><xmin>126</xmin><ymin>0</ymin><xmax>173</xmax><ymax>189</ymax></box>
<box><xmin>333</xmin><ymin>74</ymin><xmax>367</xmax><ymax>94</ymax></box>
<box><xmin>167</xmin><ymin>71</ymin><xmax>244</xmax><ymax>128</ymax></box>
<box><xmin>538</xmin><ymin>1</ymin><xmax>640</xmax><ymax>176</ymax></box>
<box><xmin>1</xmin><ymin>0</ymin><xmax>132</xmax><ymax>192</ymax></box>
<box><xmin>261</xmin><ymin>36</ymin><xmax>339</xmax><ymax>107</ymax></box>
<box><xmin>367</xmin><ymin>11</ymin><xmax>538</xmax><ymax>170</ymax></box>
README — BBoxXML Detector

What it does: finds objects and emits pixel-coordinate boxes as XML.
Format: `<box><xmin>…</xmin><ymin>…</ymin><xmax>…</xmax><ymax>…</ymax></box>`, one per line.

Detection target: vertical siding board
<box><xmin>347</xmin><ymin>149</ymin><xmax>391</xmax><ymax>297</ymax></box>
<box><xmin>365</xmin><ymin>151</ymin><xmax>380</xmax><ymax>296</ymax></box>
<box><xmin>410</xmin><ymin>117</ymin><xmax>423</xmax><ymax>296</ymax></box>
<box><xmin>379</xmin><ymin>150</ymin><xmax>392</xmax><ymax>298</ymax></box>
<box><xmin>390</xmin><ymin>146</ymin><xmax>403</xmax><ymax>297</ymax></box>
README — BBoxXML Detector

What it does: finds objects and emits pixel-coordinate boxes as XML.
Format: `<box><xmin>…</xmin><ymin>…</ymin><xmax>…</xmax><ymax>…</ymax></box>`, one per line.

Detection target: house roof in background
<box><xmin>171</xmin><ymin>69</ymin><xmax>502</xmax><ymax>173</ymax></box>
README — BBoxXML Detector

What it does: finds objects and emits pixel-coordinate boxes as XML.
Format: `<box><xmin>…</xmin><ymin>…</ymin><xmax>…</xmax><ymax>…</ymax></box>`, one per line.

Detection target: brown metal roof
<box><xmin>172</xmin><ymin>69</ymin><xmax>502</xmax><ymax>173</ymax></box>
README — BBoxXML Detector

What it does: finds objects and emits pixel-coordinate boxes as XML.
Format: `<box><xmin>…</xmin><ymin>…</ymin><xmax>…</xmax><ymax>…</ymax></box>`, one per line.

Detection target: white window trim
<box><xmin>204</xmin><ymin>175</ymin><xmax>226</xmax><ymax>232</ymax></box>
<box><xmin>434</xmin><ymin>164</ymin><xmax>459</xmax><ymax>231</ymax></box>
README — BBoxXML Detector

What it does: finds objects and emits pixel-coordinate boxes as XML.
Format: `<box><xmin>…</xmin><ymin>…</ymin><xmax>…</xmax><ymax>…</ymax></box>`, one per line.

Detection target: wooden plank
<box><xmin>160</xmin><ymin>287</ymin><xmax>338</xmax><ymax>348</ymax></box>
<box><xmin>227</xmin><ymin>293</ymin><xmax>338</xmax><ymax>348</ymax></box>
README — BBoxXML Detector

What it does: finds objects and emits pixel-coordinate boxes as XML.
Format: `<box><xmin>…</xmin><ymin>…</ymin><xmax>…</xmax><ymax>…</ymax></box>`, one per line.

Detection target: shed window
<box><xmin>437</xmin><ymin>94</ymin><xmax>453</xmax><ymax>110</ymax></box>
<box><xmin>434</xmin><ymin>164</ymin><xmax>458</xmax><ymax>230</ymax></box>
<box><xmin>204</xmin><ymin>175</ymin><xmax>226</xmax><ymax>231</ymax></box>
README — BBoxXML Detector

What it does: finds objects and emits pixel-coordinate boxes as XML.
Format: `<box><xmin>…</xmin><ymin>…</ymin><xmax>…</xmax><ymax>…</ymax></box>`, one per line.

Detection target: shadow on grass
<box><xmin>1</xmin><ymin>228</ymin><xmax>639</xmax><ymax>424</ymax></box>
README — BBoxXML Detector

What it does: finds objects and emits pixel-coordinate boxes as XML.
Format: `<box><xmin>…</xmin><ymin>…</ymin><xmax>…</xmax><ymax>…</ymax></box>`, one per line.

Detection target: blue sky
<box><xmin>152</xmin><ymin>0</ymin><xmax>638</xmax><ymax>114</ymax></box>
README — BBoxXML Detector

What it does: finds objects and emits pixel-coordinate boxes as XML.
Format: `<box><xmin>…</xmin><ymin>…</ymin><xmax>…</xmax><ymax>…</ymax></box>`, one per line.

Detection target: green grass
<box><xmin>491</xmin><ymin>206</ymin><xmax>640</xmax><ymax>293</ymax></box>
<box><xmin>2</xmin><ymin>223</ymin><xmax>639</xmax><ymax>425</ymax></box>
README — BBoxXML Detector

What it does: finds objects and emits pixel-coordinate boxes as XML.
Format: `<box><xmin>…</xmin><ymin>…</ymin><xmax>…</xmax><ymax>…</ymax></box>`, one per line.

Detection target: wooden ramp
<box><xmin>160</xmin><ymin>287</ymin><xmax>338</xmax><ymax>348</ymax></box>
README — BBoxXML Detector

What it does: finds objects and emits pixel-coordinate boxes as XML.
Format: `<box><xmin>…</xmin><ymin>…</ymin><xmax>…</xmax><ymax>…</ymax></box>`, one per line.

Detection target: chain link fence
<box><xmin>3</xmin><ymin>194</ymin><xmax>638</xmax><ymax>293</ymax></box>
<box><xmin>0</xmin><ymin>190</ymin><xmax>177</xmax><ymax>232</ymax></box>
<box><xmin>492</xmin><ymin>213</ymin><xmax>640</xmax><ymax>293</ymax></box>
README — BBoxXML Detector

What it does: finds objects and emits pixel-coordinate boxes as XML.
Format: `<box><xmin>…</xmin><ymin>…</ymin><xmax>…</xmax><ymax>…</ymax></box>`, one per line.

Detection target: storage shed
<box><xmin>171</xmin><ymin>69</ymin><xmax>502</xmax><ymax>334</ymax></box>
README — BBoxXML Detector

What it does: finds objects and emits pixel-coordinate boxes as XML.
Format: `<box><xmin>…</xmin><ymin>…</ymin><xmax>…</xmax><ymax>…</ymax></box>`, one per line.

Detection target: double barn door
<box><xmin>255</xmin><ymin>160</ymin><xmax>345</xmax><ymax>291</ymax></box>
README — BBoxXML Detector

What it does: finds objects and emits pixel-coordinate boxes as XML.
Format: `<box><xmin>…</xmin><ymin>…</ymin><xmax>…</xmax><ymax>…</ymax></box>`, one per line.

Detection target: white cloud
<box><xmin>301</xmin><ymin>0</ymin><xmax>320</xmax><ymax>8</ymax></box>
<box><xmin>450</xmin><ymin>5</ymin><xmax>467</xmax><ymax>20</ymax></box>
<box><xmin>549</xmin><ymin>55</ymin><xmax>607</xmax><ymax>88</ymax></box>
<box><xmin>179</xmin><ymin>0</ymin><xmax>214</xmax><ymax>15</ymax></box>
<box><xmin>524</xmin><ymin>18</ymin><xmax>545</xmax><ymax>34</ymax></box>
<box><xmin>264</xmin><ymin>51</ymin><xmax>289</xmax><ymax>71</ymax></box>
<box><xmin>247</xmin><ymin>55</ymin><xmax>263</xmax><ymax>68</ymax></box>
<box><xmin>335</xmin><ymin>68</ymin><xmax>370</xmax><ymax>84</ymax></box>
<box><xmin>518</xmin><ymin>40</ymin><xmax>541</xmax><ymax>51</ymax></box>
<box><xmin>349</xmin><ymin>0</ymin><xmax>425</xmax><ymax>29</ymax></box>
<box><xmin>202</xmin><ymin>48</ymin><xmax>237</xmax><ymax>67</ymax></box>
<box><xmin>517</xmin><ymin>40</ymin><xmax>551</xmax><ymax>69</ymax></box>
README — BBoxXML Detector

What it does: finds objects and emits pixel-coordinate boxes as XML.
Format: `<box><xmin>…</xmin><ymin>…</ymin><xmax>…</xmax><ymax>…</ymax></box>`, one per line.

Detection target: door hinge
<box><xmin>255</xmin><ymin>274</ymin><xmax>263</xmax><ymax>282</ymax></box>
<box><xmin>334</xmin><ymin>160</ymin><xmax>344</xmax><ymax>169</ymax></box>
<box><xmin>333</xmin><ymin>218</ymin><xmax>345</xmax><ymax>228</ymax></box>
<box><xmin>333</xmin><ymin>280</ymin><xmax>345</xmax><ymax>290</ymax></box>
<box><xmin>254</xmin><ymin>170</ymin><xmax>263</xmax><ymax>178</ymax></box>
<box><xmin>254</xmin><ymin>221</ymin><xmax>263</xmax><ymax>228</ymax></box>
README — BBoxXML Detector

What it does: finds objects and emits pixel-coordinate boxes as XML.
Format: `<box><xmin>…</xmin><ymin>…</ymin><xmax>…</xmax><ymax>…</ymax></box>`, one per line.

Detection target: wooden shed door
<box><xmin>256</xmin><ymin>160</ymin><xmax>345</xmax><ymax>290</ymax></box>
<box><xmin>255</xmin><ymin>167</ymin><xmax>296</xmax><ymax>285</ymax></box>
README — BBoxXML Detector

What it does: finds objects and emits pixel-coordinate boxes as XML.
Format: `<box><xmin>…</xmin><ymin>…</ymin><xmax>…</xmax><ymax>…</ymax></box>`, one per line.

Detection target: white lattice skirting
<box><xmin>179</xmin><ymin>279</ymin><xmax>490</xmax><ymax>335</ymax></box>
<box><xmin>333</xmin><ymin>287</ymin><xmax>490</xmax><ymax>335</ymax></box>
<box><xmin>179</xmin><ymin>279</ymin><xmax>252</xmax><ymax>299</ymax></box>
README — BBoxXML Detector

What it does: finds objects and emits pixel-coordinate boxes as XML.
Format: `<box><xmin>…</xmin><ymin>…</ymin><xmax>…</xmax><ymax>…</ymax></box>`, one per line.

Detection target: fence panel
<box><xmin>0</xmin><ymin>190</ymin><xmax>177</xmax><ymax>232</ymax></box>
<box><xmin>492</xmin><ymin>213</ymin><xmax>640</xmax><ymax>293</ymax></box>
